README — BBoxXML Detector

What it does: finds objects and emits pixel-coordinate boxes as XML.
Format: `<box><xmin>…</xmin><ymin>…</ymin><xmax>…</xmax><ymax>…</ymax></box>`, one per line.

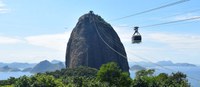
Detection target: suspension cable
<box><xmin>115</xmin><ymin>16</ymin><xmax>200</xmax><ymax>28</ymax></box>
<box><xmin>93</xmin><ymin>17</ymin><xmax>128</xmax><ymax>59</ymax></box>
<box><xmin>162</xmin><ymin>8</ymin><xmax>200</xmax><ymax>19</ymax></box>
<box><xmin>109</xmin><ymin>0</ymin><xmax>190</xmax><ymax>22</ymax></box>
<box><xmin>140</xmin><ymin>16</ymin><xmax>200</xmax><ymax>28</ymax></box>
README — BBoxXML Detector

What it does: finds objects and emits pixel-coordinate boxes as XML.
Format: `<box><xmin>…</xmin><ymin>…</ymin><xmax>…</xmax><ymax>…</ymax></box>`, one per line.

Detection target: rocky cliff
<box><xmin>65</xmin><ymin>11</ymin><xmax>129</xmax><ymax>72</ymax></box>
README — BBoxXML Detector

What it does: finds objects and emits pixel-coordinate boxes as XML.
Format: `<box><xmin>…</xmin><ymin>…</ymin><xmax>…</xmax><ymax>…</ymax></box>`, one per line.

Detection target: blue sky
<box><xmin>0</xmin><ymin>0</ymin><xmax>200</xmax><ymax>64</ymax></box>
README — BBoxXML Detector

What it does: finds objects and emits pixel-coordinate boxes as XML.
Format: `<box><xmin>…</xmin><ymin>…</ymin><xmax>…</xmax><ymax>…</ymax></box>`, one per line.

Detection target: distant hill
<box><xmin>51</xmin><ymin>60</ymin><xmax>62</xmax><ymax>64</ymax></box>
<box><xmin>129</xmin><ymin>60</ymin><xmax>196</xmax><ymax>67</ymax></box>
<box><xmin>156</xmin><ymin>61</ymin><xmax>196</xmax><ymax>67</ymax></box>
<box><xmin>0</xmin><ymin>62</ymin><xmax>36</xmax><ymax>69</ymax></box>
<box><xmin>31</xmin><ymin>60</ymin><xmax>65</xmax><ymax>73</ymax></box>
<box><xmin>51</xmin><ymin>60</ymin><xmax>65</xmax><ymax>66</ymax></box>
<box><xmin>0</xmin><ymin>60</ymin><xmax>65</xmax><ymax>73</ymax></box>
<box><xmin>0</xmin><ymin>63</ymin><xmax>5</xmax><ymax>67</ymax></box>
<box><xmin>22</xmin><ymin>68</ymin><xmax>32</xmax><ymax>72</ymax></box>
<box><xmin>156</xmin><ymin>61</ymin><xmax>173</xmax><ymax>66</ymax></box>
<box><xmin>8</xmin><ymin>62</ymin><xmax>36</xmax><ymax>69</ymax></box>
<box><xmin>0</xmin><ymin>66</ymin><xmax>21</xmax><ymax>72</ymax></box>
<box><xmin>174</xmin><ymin>63</ymin><xmax>196</xmax><ymax>67</ymax></box>
<box><xmin>130</xmin><ymin>65</ymin><xmax>146</xmax><ymax>71</ymax></box>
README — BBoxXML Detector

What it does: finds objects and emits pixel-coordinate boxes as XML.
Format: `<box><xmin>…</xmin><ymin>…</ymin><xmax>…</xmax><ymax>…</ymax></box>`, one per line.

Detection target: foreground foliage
<box><xmin>97</xmin><ymin>62</ymin><xmax>132</xmax><ymax>86</ymax></box>
<box><xmin>0</xmin><ymin>62</ymin><xmax>190</xmax><ymax>87</ymax></box>
<box><xmin>132</xmin><ymin>69</ymin><xmax>190</xmax><ymax>87</ymax></box>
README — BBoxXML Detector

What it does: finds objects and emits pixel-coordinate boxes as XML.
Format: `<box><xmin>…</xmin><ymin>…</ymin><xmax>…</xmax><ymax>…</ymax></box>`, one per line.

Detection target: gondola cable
<box><xmin>113</xmin><ymin>8</ymin><xmax>200</xmax><ymax>28</ymax></box>
<box><xmin>115</xmin><ymin>16</ymin><xmax>200</xmax><ymax>28</ymax></box>
<box><xmin>93</xmin><ymin>17</ymin><xmax>128</xmax><ymax>59</ymax></box>
<box><xmin>112</xmin><ymin>16</ymin><xmax>200</xmax><ymax>44</ymax></box>
<box><xmin>109</xmin><ymin>0</ymin><xmax>190</xmax><ymax>22</ymax></box>
<box><xmin>140</xmin><ymin>16</ymin><xmax>200</xmax><ymax>28</ymax></box>
<box><xmin>161</xmin><ymin>8</ymin><xmax>200</xmax><ymax>19</ymax></box>
<box><xmin>114</xmin><ymin>16</ymin><xmax>200</xmax><ymax>44</ymax></box>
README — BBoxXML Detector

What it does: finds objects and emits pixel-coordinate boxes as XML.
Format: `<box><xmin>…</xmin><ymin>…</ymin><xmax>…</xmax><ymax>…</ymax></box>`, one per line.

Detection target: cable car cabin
<box><xmin>132</xmin><ymin>35</ymin><xmax>142</xmax><ymax>43</ymax></box>
<box><xmin>132</xmin><ymin>26</ymin><xmax>142</xmax><ymax>44</ymax></box>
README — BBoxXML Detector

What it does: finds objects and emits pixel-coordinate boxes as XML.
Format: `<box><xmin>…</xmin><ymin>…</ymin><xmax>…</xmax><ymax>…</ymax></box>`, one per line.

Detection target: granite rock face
<box><xmin>65</xmin><ymin>11</ymin><xmax>129</xmax><ymax>72</ymax></box>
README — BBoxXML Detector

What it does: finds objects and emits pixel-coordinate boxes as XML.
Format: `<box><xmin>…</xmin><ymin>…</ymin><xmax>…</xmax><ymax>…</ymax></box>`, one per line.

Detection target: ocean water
<box><xmin>130</xmin><ymin>66</ymin><xmax>200</xmax><ymax>87</ymax></box>
<box><xmin>0</xmin><ymin>72</ymin><xmax>33</xmax><ymax>80</ymax></box>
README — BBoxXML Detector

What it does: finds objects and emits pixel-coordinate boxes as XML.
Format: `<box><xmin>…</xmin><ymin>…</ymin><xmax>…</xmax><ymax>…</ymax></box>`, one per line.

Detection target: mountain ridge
<box><xmin>129</xmin><ymin>60</ymin><xmax>196</xmax><ymax>67</ymax></box>
<box><xmin>31</xmin><ymin>60</ymin><xmax>64</xmax><ymax>73</ymax></box>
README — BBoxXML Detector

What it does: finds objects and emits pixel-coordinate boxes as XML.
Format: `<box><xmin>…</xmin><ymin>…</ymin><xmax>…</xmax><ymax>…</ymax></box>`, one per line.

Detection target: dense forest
<box><xmin>0</xmin><ymin>62</ymin><xmax>190</xmax><ymax>87</ymax></box>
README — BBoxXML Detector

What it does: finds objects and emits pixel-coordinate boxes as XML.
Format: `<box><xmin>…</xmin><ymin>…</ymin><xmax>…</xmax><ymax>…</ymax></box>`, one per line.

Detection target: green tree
<box><xmin>82</xmin><ymin>78</ymin><xmax>109</xmax><ymax>87</ymax></box>
<box><xmin>155</xmin><ymin>73</ymin><xmax>169</xmax><ymax>86</ymax></box>
<box><xmin>7</xmin><ymin>77</ymin><xmax>17</xmax><ymax>85</ymax></box>
<box><xmin>168</xmin><ymin>72</ymin><xmax>190</xmax><ymax>87</ymax></box>
<box><xmin>135</xmin><ymin>69</ymin><xmax>155</xmax><ymax>78</ymax></box>
<box><xmin>14</xmin><ymin>75</ymin><xmax>31</xmax><ymax>87</ymax></box>
<box><xmin>30</xmin><ymin>74</ymin><xmax>64</xmax><ymax>87</ymax></box>
<box><xmin>97</xmin><ymin>62</ymin><xmax>132</xmax><ymax>87</ymax></box>
<box><xmin>132</xmin><ymin>69</ymin><xmax>190</xmax><ymax>87</ymax></box>
<box><xmin>0</xmin><ymin>77</ymin><xmax>17</xmax><ymax>86</ymax></box>
<box><xmin>46</xmin><ymin>66</ymin><xmax>98</xmax><ymax>79</ymax></box>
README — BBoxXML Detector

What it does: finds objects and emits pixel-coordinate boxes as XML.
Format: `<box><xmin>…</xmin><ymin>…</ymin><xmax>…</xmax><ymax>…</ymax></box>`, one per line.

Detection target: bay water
<box><xmin>0</xmin><ymin>72</ymin><xmax>33</xmax><ymax>80</ymax></box>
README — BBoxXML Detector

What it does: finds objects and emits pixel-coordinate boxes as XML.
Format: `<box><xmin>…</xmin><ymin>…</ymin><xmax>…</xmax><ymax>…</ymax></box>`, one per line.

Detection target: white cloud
<box><xmin>168</xmin><ymin>13</ymin><xmax>200</xmax><ymax>21</ymax></box>
<box><xmin>174</xmin><ymin>14</ymin><xmax>200</xmax><ymax>20</ymax></box>
<box><xmin>0</xmin><ymin>0</ymin><xmax>9</xmax><ymax>13</ymax></box>
<box><xmin>0</xmin><ymin>36</ymin><xmax>23</xmax><ymax>44</ymax></box>
<box><xmin>0</xmin><ymin>0</ymin><xmax>5</xmax><ymax>7</ymax></box>
<box><xmin>113</xmin><ymin>26</ymin><xmax>132</xmax><ymax>43</ymax></box>
<box><xmin>25</xmin><ymin>32</ymin><xmax>71</xmax><ymax>51</ymax></box>
<box><xmin>147</xmin><ymin>33</ymin><xmax>200</xmax><ymax>49</ymax></box>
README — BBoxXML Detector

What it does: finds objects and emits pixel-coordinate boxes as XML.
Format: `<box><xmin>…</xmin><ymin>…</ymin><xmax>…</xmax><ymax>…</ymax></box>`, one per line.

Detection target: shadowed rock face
<box><xmin>65</xmin><ymin>11</ymin><xmax>129</xmax><ymax>72</ymax></box>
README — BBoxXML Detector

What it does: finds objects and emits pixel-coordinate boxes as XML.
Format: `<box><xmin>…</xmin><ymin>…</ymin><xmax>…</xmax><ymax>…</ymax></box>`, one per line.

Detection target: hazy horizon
<box><xmin>1</xmin><ymin>59</ymin><xmax>200</xmax><ymax>66</ymax></box>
